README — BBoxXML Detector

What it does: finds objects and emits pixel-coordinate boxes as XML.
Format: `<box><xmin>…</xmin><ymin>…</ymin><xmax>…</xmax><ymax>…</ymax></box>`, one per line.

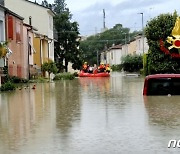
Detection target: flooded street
<box><xmin>0</xmin><ymin>72</ymin><xmax>180</xmax><ymax>153</ymax></box>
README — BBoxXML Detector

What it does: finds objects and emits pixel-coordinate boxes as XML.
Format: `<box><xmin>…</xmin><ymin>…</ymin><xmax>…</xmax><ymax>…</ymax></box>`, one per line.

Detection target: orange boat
<box><xmin>79</xmin><ymin>70</ymin><xmax>110</xmax><ymax>77</ymax></box>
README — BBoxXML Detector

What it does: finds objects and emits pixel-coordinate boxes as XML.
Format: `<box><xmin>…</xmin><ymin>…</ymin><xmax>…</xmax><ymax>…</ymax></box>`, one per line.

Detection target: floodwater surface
<box><xmin>0</xmin><ymin>72</ymin><xmax>180</xmax><ymax>153</ymax></box>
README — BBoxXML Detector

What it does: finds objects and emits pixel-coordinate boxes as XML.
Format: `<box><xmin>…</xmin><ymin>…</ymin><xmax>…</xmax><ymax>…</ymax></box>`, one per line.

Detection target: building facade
<box><xmin>100</xmin><ymin>35</ymin><xmax>149</xmax><ymax>66</ymax></box>
<box><xmin>3</xmin><ymin>0</ymin><xmax>55</xmax><ymax>67</ymax></box>
<box><xmin>0</xmin><ymin>4</ymin><xmax>5</xmax><ymax>68</ymax></box>
<box><xmin>5</xmin><ymin>10</ymin><xmax>24</xmax><ymax>78</ymax></box>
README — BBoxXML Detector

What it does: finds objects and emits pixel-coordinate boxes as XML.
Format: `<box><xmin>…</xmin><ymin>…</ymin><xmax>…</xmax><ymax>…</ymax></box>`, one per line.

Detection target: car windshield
<box><xmin>147</xmin><ymin>78</ymin><xmax>180</xmax><ymax>95</ymax></box>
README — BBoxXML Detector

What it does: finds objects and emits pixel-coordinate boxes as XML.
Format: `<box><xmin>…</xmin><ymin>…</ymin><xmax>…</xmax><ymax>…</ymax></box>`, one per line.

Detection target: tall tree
<box><xmin>145</xmin><ymin>12</ymin><xmax>180</xmax><ymax>74</ymax></box>
<box><xmin>53</xmin><ymin>0</ymin><xmax>82</xmax><ymax>72</ymax></box>
<box><xmin>79</xmin><ymin>24</ymin><xmax>140</xmax><ymax>65</ymax></box>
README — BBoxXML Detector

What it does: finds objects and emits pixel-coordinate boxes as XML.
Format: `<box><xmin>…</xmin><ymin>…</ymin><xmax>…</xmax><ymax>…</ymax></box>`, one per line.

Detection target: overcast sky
<box><xmin>35</xmin><ymin>0</ymin><xmax>180</xmax><ymax>36</ymax></box>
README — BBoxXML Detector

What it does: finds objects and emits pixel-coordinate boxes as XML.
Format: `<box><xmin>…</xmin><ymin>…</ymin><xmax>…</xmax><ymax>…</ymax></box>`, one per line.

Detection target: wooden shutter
<box><xmin>8</xmin><ymin>15</ymin><xmax>13</xmax><ymax>40</ymax></box>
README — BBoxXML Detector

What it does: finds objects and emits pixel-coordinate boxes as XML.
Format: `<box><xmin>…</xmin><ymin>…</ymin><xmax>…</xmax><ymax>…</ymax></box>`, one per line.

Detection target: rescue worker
<box><xmin>82</xmin><ymin>62</ymin><xmax>88</xmax><ymax>73</ymax></box>
<box><xmin>98</xmin><ymin>62</ymin><xmax>106</xmax><ymax>73</ymax></box>
<box><xmin>105</xmin><ymin>64</ymin><xmax>110</xmax><ymax>73</ymax></box>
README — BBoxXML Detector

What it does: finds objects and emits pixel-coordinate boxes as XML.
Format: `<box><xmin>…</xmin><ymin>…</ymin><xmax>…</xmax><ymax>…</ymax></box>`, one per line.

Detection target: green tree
<box><xmin>145</xmin><ymin>12</ymin><xmax>180</xmax><ymax>74</ymax></box>
<box><xmin>121</xmin><ymin>54</ymin><xmax>143</xmax><ymax>72</ymax></box>
<box><xmin>41</xmin><ymin>0</ymin><xmax>48</xmax><ymax>7</ymax></box>
<box><xmin>53</xmin><ymin>0</ymin><xmax>82</xmax><ymax>72</ymax></box>
<box><xmin>79</xmin><ymin>24</ymin><xmax>140</xmax><ymax>65</ymax></box>
<box><xmin>42</xmin><ymin>60</ymin><xmax>58</xmax><ymax>80</ymax></box>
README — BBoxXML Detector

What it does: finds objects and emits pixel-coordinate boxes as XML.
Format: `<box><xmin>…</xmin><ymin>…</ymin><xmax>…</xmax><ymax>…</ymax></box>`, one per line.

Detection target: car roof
<box><xmin>145</xmin><ymin>74</ymin><xmax>180</xmax><ymax>80</ymax></box>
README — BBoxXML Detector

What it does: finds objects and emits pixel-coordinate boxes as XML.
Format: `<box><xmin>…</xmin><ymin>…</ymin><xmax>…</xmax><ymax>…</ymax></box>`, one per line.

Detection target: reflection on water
<box><xmin>0</xmin><ymin>72</ymin><xmax>180</xmax><ymax>153</ymax></box>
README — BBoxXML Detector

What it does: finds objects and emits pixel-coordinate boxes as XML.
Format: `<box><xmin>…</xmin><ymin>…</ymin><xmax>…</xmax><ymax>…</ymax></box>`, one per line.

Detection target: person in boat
<box><xmin>88</xmin><ymin>65</ymin><xmax>93</xmax><ymax>73</ymax></box>
<box><xmin>82</xmin><ymin>62</ymin><xmax>89</xmax><ymax>73</ymax></box>
<box><xmin>98</xmin><ymin>62</ymin><xmax>106</xmax><ymax>73</ymax></box>
<box><xmin>105</xmin><ymin>64</ymin><xmax>110</xmax><ymax>73</ymax></box>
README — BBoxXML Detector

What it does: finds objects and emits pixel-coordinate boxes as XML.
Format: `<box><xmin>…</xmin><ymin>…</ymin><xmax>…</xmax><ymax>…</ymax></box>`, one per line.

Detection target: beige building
<box><xmin>128</xmin><ymin>39</ymin><xmax>136</xmax><ymax>55</ymax></box>
<box><xmin>101</xmin><ymin>44</ymin><xmax>124</xmax><ymax>66</ymax></box>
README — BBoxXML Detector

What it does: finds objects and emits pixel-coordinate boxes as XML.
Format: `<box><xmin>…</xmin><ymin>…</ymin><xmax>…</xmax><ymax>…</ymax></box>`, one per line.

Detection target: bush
<box><xmin>0</xmin><ymin>81</ymin><xmax>16</xmax><ymax>91</ymax></box>
<box><xmin>3</xmin><ymin>75</ymin><xmax>28</xmax><ymax>84</ymax></box>
<box><xmin>73</xmin><ymin>72</ymin><xmax>79</xmax><ymax>77</ymax></box>
<box><xmin>145</xmin><ymin>12</ymin><xmax>180</xmax><ymax>74</ymax></box>
<box><xmin>111</xmin><ymin>64</ymin><xmax>123</xmax><ymax>71</ymax></box>
<box><xmin>121</xmin><ymin>54</ymin><xmax>143</xmax><ymax>72</ymax></box>
<box><xmin>54</xmin><ymin>73</ymin><xmax>75</xmax><ymax>80</ymax></box>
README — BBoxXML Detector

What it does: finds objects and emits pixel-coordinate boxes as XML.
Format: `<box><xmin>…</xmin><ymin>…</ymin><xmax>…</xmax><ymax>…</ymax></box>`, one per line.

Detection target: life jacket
<box><xmin>83</xmin><ymin>64</ymin><xmax>88</xmax><ymax>70</ymax></box>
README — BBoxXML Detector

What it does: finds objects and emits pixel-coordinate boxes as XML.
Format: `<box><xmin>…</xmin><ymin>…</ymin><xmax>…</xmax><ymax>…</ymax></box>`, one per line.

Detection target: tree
<box><xmin>0</xmin><ymin>42</ymin><xmax>8</xmax><ymax>58</ymax></box>
<box><xmin>145</xmin><ymin>12</ymin><xmax>180</xmax><ymax>74</ymax></box>
<box><xmin>41</xmin><ymin>0</ymin><xmax>48</xmax><ymax>7</ymax></box>
<box><xmin>53</xmin><ymin>0</ymin><xmax>82</xmax><ymax>72</ymax></box>
<box><xmin>79</xmin><ymin>24</ymin><xmax>140</xmax><ymax>65</ymax></box>
<box><xmin>41</xmin><ymin>60</ymin><xmax>58</xmax><ymax>80</ymax></box>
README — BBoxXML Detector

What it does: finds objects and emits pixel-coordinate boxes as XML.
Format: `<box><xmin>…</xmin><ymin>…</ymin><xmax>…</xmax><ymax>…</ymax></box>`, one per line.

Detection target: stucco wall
<box><xmin>4</xmin><ymin>0</ymin><xmax>54</xmax><ymax>61</ymax></box>
<box><xmin>6</xmin><ymin>14</ymin><xmax>24</xmax><ymax>78</ymax></box>
<box><xmin>0</xmin><ymin>7</ymin><xmax>5</xmax><ymax>42</ymax></box>
<box><xmin>128</xmin><ymin>40</ymin><xmax>136</xmax><ymax>55</ymax></box>
<box><xmin>4</xmin><ymin>0</ymin><xmax>53</xmax><ymax>39</ymax></box>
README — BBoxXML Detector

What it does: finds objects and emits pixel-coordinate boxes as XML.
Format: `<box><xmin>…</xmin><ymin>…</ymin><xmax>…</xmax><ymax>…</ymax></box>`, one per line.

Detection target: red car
<box><xmin>143</xmin><ymin>74</ymin><xmax>180</xmax><ymax>95</ymax></box>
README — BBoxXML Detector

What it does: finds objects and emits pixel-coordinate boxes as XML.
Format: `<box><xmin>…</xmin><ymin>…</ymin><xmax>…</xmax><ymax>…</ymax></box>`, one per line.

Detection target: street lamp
<box><xmin>138</xmin><ymin>12</ymin><xmax>144</xmax><ymax>54</ymax></box>
<box><xmin>123</xmin><ymin>33</ymin><xmax>127</xmax><ymax>55</ymax></box>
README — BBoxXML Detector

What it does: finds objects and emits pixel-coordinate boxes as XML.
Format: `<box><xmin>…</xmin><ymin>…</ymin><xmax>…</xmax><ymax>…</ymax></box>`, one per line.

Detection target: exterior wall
<box><xmin>42</xmin><ymin>39</ymin><xmax>48</xmax><ymax>63</ymax></box>
<box><xmin>6</xmin><ymin>14</ymin><xmax>24</xmax><ymax>78</ymax></box>
<box><xmin>128</xmin><ymin>40</ymin><xmax>136</xmax><ymax>55</ymax></box>
<box><xmin>0</xmin><ymin>7</ymin><xmax>5</xmax><ymax>68</ymax></box>
<box><xmin>0</xmin><ymin>7</ymin><xmax>5</xmax><ymax>42</ymax></box>
<box><xmin>121</xmin><ymin>44</ymin><xmax>127</xmax><ymax>59</ymax></box>
<box><xmin>22</xmin><ymin>25</ymin><xmax>34</xmax><ymax>79</ymax></box>
<box><xmin>4</xmin><ymin>0</ymin><xmax>54</xmax><ymax>61</ymax></box>
<box><xmin>110</xmin><ymin>49</ymin><xmax>122</xmax><ymax>65</ymax></box>
<box><xmin>122</xmin><ymin>44</ymin><xmax>128</xmax><ymax>56</ymax></box>
<box><xmin>101</xmin><ymin>48</ymin><xmax>123</xmax><ymax>66</ymax></box>
<box><xmin>136</xmin><ymin>36</ymin><xmax>149</xmax><ymax>54</ymax></box>
<box><xmin>33</xmin><ymin>36</ymin><xmax>41</xmax><ymax>67</ymax></box>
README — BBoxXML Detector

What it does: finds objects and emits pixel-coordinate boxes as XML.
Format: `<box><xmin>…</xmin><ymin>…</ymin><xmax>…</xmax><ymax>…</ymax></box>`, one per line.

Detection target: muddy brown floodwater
<box><xmin>0</xmin><ymin>72</ymin><xmax>180</xmax><ymax>153</ymax></box>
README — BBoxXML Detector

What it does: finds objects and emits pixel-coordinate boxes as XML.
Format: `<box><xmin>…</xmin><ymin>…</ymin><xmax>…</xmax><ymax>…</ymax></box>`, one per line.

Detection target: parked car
<box><xmin>143</xmin><ymin>74</ymin><xmax>180</xmax><ymax>96</ymax></box>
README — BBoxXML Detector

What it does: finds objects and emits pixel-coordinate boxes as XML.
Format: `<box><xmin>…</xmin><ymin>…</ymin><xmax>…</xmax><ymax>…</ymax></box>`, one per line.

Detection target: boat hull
<box><xmin>79</xmin><ymin>71</ymin><xmax>110</xmax><ymax>77</ymax></box>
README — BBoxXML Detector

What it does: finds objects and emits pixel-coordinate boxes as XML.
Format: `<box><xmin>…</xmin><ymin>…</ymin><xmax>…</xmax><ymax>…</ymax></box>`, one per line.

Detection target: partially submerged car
<box><xmin>143</xmin><ymin>74</ymin><xmax>180</xmax><ymax>96</ymax></box>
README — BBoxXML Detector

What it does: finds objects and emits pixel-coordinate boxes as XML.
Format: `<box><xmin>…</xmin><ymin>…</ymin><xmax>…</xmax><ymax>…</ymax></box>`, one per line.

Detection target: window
<box><xmin>147</xmin><ymin>78</ymin><xmax>180</xmax><ymax>95</ymax></box>
<box><xmin>16</xmin><ymin>21</ymin><xmax>21</xmax><ymax>42</ymax></box>
<box><xmin>8</xmin><ymin>15</ymin><xmax>13</xmax><ymax>40</ymax></box>
<box><xmin>28</xmin><ymin>37</ymin><xmax>32</xmax><ymax>55</ymax></box>
<box><xmin>0</xmin><ymin>20</ymin><xmax>3</xmax><ymax>42</ymax></box>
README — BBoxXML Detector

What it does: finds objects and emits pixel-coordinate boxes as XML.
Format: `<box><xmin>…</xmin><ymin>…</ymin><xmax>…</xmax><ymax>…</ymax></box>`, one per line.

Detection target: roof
<box><xmin>109</xmin><ymin>44</ymin><xmax>122</xmax><ymax>50</ymax></box>
<box><xmin>145</xmin><ymin>74</ymin><xmax>180</xmax><ymax>80</ymax></box>
<box><xmin>0</xmin><ymin>4</ymin><xmax>24</xmax><ymax>20</ymax></box>
<box><xmin>25</xmin><ymin>0</ymin><xmax>55</xmax><ymax>16</ymax></box>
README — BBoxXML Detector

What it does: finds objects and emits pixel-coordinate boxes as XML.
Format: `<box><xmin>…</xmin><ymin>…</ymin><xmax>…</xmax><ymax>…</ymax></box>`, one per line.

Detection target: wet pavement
<box><xmin>0</xmin><ymin>72</ymin><xmax>180</xmax><ymax>153</ymax></box>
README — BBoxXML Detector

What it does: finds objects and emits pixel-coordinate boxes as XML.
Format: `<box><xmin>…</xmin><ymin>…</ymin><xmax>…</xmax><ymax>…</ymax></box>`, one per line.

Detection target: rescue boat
<box><xmin>79</xmin><ymin>70</ymin><xmax>110</xmax><ymax>77</ymax></box>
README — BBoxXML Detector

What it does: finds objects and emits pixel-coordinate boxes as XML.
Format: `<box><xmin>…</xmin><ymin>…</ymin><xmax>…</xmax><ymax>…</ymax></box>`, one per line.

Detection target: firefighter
<box><xmin>105</xmin><ymin>64</ymin><xmax>110</xmax><ymax>73</ymax></box>
<box><xmin>82</xmin><ymin>62</ymin><xmax>88</xmax><ymax>73</ymax></box>
<box><xmin>98</xmin><ymin>62</ymin><xmax>106</xmax><ymax>73</ymax></box>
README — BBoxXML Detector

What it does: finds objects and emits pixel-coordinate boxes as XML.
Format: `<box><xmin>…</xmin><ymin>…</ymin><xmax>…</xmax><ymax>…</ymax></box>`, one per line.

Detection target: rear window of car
<box><xmin>147</xmin><ymin>78</ymin><xmax>180</xmax><ymax>95</ymax></box>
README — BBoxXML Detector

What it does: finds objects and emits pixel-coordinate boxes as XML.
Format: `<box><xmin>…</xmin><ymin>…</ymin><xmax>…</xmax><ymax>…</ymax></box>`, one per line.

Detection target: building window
<box><xmin>0</xmin><ymin>20</ymin><xmax>3</xmax><ymax>42</ymax></box>
<box><xmin>8</xmin><ymin>15</ymin><xmax>13</xmax><ymax>40</ymax></box>
<box><xmin>16</xmin><ymin>21</ymin><xmax>21</xmax><ymax>42</ymax></box>
<box><xmin>28</xmin><ymin>36</ymin><xmax>32</xmax><ymax>55</ymax></box>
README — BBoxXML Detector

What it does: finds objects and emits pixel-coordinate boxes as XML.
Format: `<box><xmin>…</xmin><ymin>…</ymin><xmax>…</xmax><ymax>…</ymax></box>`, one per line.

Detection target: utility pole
<box><xmin>139</xmin><ymin>13</ymin><xmax>144</xmax><ymax>54</ymax></box>
<box><xmin>103</xmin><ymin>9</ymin><xmax>106</xmax><ymax>29</ymax></box>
